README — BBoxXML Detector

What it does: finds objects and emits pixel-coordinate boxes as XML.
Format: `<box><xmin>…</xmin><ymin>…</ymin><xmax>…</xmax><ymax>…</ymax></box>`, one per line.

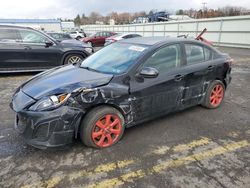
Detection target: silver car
<box><xmin>104</xmin><ymin>33</ymin><xmax>142</xmax><ymax>46</ymax></box>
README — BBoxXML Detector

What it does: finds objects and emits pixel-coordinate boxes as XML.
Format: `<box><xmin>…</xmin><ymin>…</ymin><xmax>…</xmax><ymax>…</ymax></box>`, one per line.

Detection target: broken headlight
<box><xmin>29</xmin><ymin>93</ymin><xmax>71</xmax><ymax>111</ymax></box>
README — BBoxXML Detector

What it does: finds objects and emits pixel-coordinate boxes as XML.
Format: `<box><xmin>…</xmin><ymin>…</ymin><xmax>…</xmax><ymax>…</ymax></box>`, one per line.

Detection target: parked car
<box><xmin>81</xmin><ymin>31</ymin><xmax>116</xmax><ymax>47</ymax></box>
<box><xmin>148</xmin><ymin>11</ymin><xmax>170</xmax><ymax>22</ymax></box>
<box><xmin>47</xmin><ymin>32</ymin><xmax>94</xmax><ymax>54</ymax></box>
<box><xmin>104</xmin><ymin>33</ymin><xmax>142</xmax><ymax>46</ymax></box>
<box><xmin>0</xmin><ymin>25</ymin><xmax>92</xmax><ymax>72</ymax></box>
<box><xmin>47</xmin><ymin>32</ymin><xmax>73</xmax><ymax>42</ymax></box>
<box><xmin>69</xmin><ymin>31</ymin><xmax>86</xmax><ymax>40</ymax></box>
<box><xmin>132</xmin><ymin>16</ymin><xmax>149</xmax><ymax>24</ymax></box>
<box><xmin>10</xmin><ymin>37</ymin><xmax>232</xmax><ymax>149</ymax></box>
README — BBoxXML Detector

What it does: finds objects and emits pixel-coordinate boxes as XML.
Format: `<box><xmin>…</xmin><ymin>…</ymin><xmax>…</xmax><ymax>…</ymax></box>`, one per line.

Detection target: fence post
<box><xmin>218</xmin><ymin>19</ymin><xmax>223</xmax><ymax>46</ymax></box>
<box><xmin>143</xmin><ymin>24</ymin><xmax>145</xmax><ymax>36</ymax></box>
<box><xmin>164</xmin><ymin>23</ymin><xmax>166</xmax><ymax>37</ymax></box>
<box><xmin>177</xmin><ymin>22</ymin><xmax>180</xmax><ymax>36</ymax></box>
<box><xmin>152</xmin><ymin>24</ymin><xmax>155</xmax><ymax>37</ymax></box>
<box><xmin>195</xmin><ymin>21</ymin><xmax>199</xmax><ymax>36</ymax></box>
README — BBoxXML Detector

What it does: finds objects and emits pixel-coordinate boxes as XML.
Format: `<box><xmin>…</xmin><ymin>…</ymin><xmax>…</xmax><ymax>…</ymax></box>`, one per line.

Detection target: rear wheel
<box><xmin>202</xmin><ymin>80</ymin><xmax>225</xmax><ymax>109</ymax></box>
<box><xmin>76</xmin><ymin>36</ymin><xmax>82</xmax><ymax>40</ymax></box>
<box><xmin>80</xmin><ymin>106</ymin><xmax>125</xmax><ymax>148</ymax></box>
<box><xmin>64</xmin><ymin>54</ymin><xmax>84</xmax><ymax>65</ymax></box>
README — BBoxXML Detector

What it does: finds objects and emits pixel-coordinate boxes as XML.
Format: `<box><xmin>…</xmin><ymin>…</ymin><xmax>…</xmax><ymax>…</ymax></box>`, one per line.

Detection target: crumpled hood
<box><xmin>21</xmin><ymin>65</ymin><xmax>113</xmax><ymax>99</ymax></box>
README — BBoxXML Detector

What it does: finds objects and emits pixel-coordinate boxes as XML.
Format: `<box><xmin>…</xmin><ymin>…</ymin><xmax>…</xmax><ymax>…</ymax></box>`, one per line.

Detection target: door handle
<box><xmin>207</xmin><ymin>65</ymin><xmax>214</xmax><ymax>71</ymax></box>
<box><xmin>24</xmin><ymin>46</ymin><xmax>32</xmax><ymax>50</ymax></box>
<box><xmin>174</xmin><ymin>74</ymin><xmax>183</xmax><ymax>82</ymax></box>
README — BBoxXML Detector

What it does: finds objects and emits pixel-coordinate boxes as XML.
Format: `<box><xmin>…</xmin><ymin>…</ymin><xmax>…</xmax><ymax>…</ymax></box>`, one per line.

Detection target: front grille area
<box><xmin>33</xmin><ymin>120</ymin><xmax>57</xmax><ymax>141</ymax></box>
<box><xmin>33</xmin><ymin>123</ymin><xmax>49</xmax><ymax>140</ymax></box>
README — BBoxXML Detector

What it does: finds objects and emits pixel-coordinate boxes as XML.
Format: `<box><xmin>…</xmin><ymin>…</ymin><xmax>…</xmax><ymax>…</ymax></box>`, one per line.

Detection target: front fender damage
<box><xmin>74</xmin><ymin>83</ymin><xmax>134</xmax><ymax>130</ymax></box>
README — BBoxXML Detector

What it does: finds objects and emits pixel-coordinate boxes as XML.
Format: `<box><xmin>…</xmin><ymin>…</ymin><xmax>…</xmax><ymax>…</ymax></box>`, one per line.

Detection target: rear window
<box><xmin>204</xmin><ymin>47</ymin><xmax>212</xmax><ymax>61</ymax></box>
<box><xmin>185</xmin><ymin>44</ymin><xmax>204</xmax><ymax>65</ymax></box>
<box><xmin>0</xmin><ymin>28</ymin><xmax>20</xmax><ymax>42</ymax></box>
<box><xmin>185</xmin><ymin>44</ymin><xmax>213</xmax><ymax>65</ymax></box>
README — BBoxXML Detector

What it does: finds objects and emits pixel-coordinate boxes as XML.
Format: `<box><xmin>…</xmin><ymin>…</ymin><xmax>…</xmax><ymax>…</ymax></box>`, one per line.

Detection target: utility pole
<box><xmin>202</xmin><ymin>2</ymin><xmax>207</xmax><ymax>18</ymax></box>
<box><xmin>202</xmin><ymin>2</ymin><xmax>207</xmax><ymax>11</ymax></box>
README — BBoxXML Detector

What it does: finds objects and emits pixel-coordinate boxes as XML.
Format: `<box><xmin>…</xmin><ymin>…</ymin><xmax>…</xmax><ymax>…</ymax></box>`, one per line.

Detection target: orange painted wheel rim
<box><xmin>92</xmin><ymin>114</ymin><xmax>122</xmax><ymax>148</ymax></box>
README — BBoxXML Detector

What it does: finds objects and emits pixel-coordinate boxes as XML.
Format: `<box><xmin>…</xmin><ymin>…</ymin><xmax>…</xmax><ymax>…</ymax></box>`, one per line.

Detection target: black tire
<box><xmin>76</xmin><ymin>36</ymin><xmax>82</xmax><ymax>40</ymax></box>
<box><xmin>202</xmin><ymin>80</ymin><xmax>225</xmax><ymax>109</ymax></box>
<box><xmin>80</xmin><ymin>106</ymin><xmax>125</xmax><ymax>148</ymax></box>
<box><xmin>64</xmin><ymin>54</ymin><xmax>84</xmax><ymax>65</ymax></box>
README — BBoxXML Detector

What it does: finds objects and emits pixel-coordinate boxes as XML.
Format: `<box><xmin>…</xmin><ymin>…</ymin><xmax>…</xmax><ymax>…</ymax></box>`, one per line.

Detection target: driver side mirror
<box><xmin>139</xmin><ymin>67</ymin><xmax>159</xmax><ymax>78</ymax></box>
<box><xmin>45</xmin><ymin>41</ymin><xmax>54</xmax><ymax>48</ymax></box>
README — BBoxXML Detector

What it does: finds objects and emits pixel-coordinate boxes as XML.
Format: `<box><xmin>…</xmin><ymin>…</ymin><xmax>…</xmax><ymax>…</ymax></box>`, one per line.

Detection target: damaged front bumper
<box><xmin>11</xmin><ymin>91</ymin><xmax>84</xmax><ymax>149</ymax></box>
<box><xmin>14</xmin><ymin>106</ymin><xmax>83</xmax><ymax>149</ymax></box>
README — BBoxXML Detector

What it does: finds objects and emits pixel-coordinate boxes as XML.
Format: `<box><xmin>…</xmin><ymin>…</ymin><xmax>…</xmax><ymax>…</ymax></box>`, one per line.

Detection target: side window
<box><xmin>204</xmin><ymin>47</ymin><xmax>212</xmax><ymax>61</ymax></box>
<box><xmin>185</xmin><ymin>44</ymin><xmax>204</xmax><ymax>65</ymax></box>
<box><xmin>107</xmin><ymin>32</ymin><xmax>113</xmax><ymax>37</ymax></box>
<box><xmin>143</xmin><ymin>44</ymin><xmax>181</xmax><ymax>73</ymax></box>
<box><xmin>0</xmin><ymin>28</ymin><xmax>20</xmax><ymax>43</ymax></box>
<box><xmin>100</xmin><ymin>32</ymin><xmax>105</xmax><ymax>37</ymax></box>
<box><xmin>133</xmin><ymin>34</ymin><xmax>141</xmax><ymax>38</ymax></box>
<box><xmin>19</xmin><ymin>30</ymin><xmax>49</xmax><ymax>43</ymax></box>
<box><xmin>123</xmin><ymin>35</ymin><xmax>132</xmax><ymax>39</ymax></box>
<box><xmin>95</xmin><ymin>32</ymin><xmax>101</xmax><ymax>37</ymax></box>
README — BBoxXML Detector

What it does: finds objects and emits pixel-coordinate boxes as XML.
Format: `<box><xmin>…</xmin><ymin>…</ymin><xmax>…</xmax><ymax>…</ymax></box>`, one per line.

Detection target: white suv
<box><xmin>69</xmin><ymin>31</ymin><xmax>86</xmax><ymax>40</ymax></box>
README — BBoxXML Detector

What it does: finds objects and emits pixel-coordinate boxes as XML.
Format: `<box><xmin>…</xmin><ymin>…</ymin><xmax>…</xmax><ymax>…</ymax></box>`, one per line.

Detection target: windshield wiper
<box><xmin>81</xmin><ymin>66</ymin><xmax>101</xmax><ymax>73</ymax></box>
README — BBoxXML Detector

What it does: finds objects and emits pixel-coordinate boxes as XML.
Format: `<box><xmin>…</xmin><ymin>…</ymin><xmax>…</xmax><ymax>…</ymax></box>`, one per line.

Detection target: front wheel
<box><xmin>64</xmin><ymin>54</ymin><xmax>84</xmax><ymax>65</ymax></box>
<box><xmin>80</xmin><ymin>106</ymin><xmax>125</xmax><ymax>148</ymax></box>
<box><xmin>76</xmin><ymin>36</ymin><xmax>82</xmax><ymax>40</ymax></box>
<box><xmin>202</xmin><ymin>80</ymin><xmax>225</xmax><ymax>109</ymax></box>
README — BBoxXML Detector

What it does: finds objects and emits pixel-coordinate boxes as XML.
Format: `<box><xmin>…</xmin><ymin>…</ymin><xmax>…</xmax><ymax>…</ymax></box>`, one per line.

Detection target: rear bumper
<box><xmin>14</xmin><ymin>106</ymin><xmax>83</xmax><ymax>149</ymax></box>
<box><xmin>225</xmin><ymin>68</ymin><xmax>232</xmax><ymax>87</ymax></box>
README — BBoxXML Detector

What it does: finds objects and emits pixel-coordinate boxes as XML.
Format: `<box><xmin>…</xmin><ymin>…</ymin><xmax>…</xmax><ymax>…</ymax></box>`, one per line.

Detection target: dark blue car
<box><xmin>148</xmin><ymin>11</ymin><xmax>170</xmax><ymax>22</ymax></box>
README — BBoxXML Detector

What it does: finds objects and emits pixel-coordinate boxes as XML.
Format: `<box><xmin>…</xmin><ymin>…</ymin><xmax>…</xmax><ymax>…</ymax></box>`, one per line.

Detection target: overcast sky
<box><xmin>0</xmin><ymin>0</ymin><xmax>250</xmax><ymax>19</ymax></box>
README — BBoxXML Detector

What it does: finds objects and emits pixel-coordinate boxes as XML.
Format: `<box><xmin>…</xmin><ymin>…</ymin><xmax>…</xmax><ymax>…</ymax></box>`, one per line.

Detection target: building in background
<box><xmin>109</xmin><ymin>19</ymin><xmax>115</xmax><ymax>25</ymax></box>
<box><xmin>132</xmin><ymin>17</ymin><xmax>148</xmax><ymax>24</ymax></box>
<box><xmin>61</xmin><ymin>21</ymin><xmax>75</xmax><ymax>32</ymax></box>
<box><xmin>0</xmin><ymin>19</ymin><xmax>62</xmax><ymax>32</ymax></box>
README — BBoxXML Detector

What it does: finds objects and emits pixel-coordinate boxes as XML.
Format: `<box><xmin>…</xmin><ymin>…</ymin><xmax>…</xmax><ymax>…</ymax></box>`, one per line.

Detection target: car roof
<box><xmin>116</xmin><ymin>33</ymin><xmax>140</xmax><ymax>36</ymax></box>
<box><xmin>110</xmin><ymin>33</ymin><xmax>140</xmax><ymax>38</ymax></box>
<box><xmin>47</xmin><ymin>32</ymin><xmax>65</xmax><ymax>34</ymax></box>
<box><xmin>0</xmin><ymin>24</ymin><xmax>33</xmax><ymax>30</ymax></box>
<box><xmin>119</xmin><ymin>36</ymin><xmax>198</xmax><ymax>46</ymax></box>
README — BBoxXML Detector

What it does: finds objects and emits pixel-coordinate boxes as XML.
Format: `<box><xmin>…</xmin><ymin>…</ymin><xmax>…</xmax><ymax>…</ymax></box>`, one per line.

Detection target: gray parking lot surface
<box><xmin>0</xmin><ymin>47</ymin><xmax>250</xmax><ymax>188</ymax></box>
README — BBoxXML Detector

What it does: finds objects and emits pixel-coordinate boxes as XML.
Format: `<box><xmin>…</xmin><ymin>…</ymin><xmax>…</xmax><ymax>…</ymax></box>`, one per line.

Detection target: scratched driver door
<box><xmin>130</xmin><ymin>44</ymin><xmax>185</xmax><ymax>122</ymax></box>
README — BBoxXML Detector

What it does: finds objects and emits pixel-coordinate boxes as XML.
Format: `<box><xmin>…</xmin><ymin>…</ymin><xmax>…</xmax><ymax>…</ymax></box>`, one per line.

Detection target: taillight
<box><xmin>227</xmin><ymin>58</ymin><xmax>234</xmax><ymax>67</ymax></box>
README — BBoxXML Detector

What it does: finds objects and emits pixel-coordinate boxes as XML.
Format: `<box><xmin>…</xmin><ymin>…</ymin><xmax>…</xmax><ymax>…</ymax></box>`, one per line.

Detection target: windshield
<box><xmin>80</xmin><ymin>43</ymin><xmax>148</xmax><ymax>74</ymax></box>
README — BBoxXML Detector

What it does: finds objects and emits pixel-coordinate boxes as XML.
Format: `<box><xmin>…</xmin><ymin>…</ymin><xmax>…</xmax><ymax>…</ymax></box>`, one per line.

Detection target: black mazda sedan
<box><xmin>10</xmin><ymin>37</ymin><xmax>232</xmax><ymax>149</ymax></box>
